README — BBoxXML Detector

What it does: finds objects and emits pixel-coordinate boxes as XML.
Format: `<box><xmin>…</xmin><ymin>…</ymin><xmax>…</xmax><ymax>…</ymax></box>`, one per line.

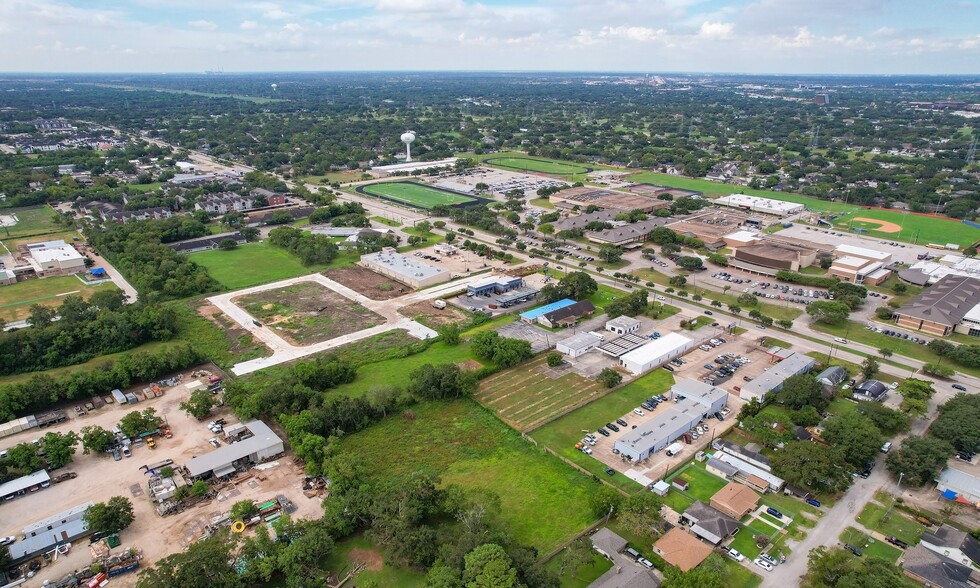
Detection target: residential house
<box><xmin>653</xmin><ymin>528</ymin><xmax>712</xmax><ymax>572</ymax></box>
<box><xmin>681</xmin><ymin>501</ymin><xmax>739</xmax><ymax>545</ymax></box>
<box><xmin>920</xmin><ymin>525</ymin><xmax>980</xmax><ymax>568</ymax></box>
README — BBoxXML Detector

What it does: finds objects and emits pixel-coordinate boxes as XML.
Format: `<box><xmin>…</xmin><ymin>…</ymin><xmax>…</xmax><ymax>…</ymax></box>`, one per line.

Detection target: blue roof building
<box><xmin>519</xmin><ymin>298</ymin><xmax>575</xmax><ymax>322</ymax></box>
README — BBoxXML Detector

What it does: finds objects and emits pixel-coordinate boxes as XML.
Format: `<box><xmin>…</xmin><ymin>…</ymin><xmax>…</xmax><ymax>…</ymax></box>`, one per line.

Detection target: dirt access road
<box><xmin>0</xmin><ymin>378</ymin><xmax>319</xmax><ymax>588</ymax></box>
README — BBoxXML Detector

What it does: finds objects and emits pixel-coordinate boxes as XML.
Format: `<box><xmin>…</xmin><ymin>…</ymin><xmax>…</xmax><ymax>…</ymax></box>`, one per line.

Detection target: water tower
<box><xmin>401</xmin><ymin>131</ymin><xmax>416</xmax><ymax>162</ymax></box>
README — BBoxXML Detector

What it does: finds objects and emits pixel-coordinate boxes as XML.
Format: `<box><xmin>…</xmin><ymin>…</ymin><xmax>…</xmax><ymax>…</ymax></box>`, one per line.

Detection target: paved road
<box><xmin>85</xmin><ymin>247</ymin><xmax>139</xmax><ymax>303</ymax></box>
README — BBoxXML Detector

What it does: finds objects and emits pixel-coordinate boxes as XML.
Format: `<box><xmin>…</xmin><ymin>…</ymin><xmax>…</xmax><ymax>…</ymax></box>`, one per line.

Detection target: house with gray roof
<box><xmin>901</xmin><ymin>545</ymin><xmax>980</xmax><ymax>588</ymax></box>
<box><xmin>853</xmin><ymin>379</ymin><xmax>888</xmax><ymax>401</ymax></box>
<box><xmin>681</xmin><ymin>501</ymin><xmax>739</xmax><ymax>545</ymax></box>
<box><xmin>591</xmin><ymin>528</ymin><xmax>628</xmax><ymax>560</ymax></box>
<box><xmin>921</xmin><ymin>524</ymin><xmax>980</xmax><ymax>568</ymax></box>
<box><xmin>815</xmin><ymin>366</ymin><xmax>848</xmax><ymax>395</ymax></box>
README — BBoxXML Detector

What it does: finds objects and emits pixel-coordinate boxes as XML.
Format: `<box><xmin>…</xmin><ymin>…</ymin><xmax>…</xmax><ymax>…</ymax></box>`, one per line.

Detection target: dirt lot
<box><xmin>234</xmin><ymin>281</ymin><xmax>385</xmax><ymax>345</ymax></box>
<box><xmin>398</xmin><ymin>300</ymin><xmax>470</xmax><ymax>327</ymax></box>
<box><xmin>0</xmin><ymin>367</ymin><xmax>319</xmax><ymax>588</ymax></box>
<box><xmin>324</xmin><ymin>265</ymin><xmax>410</xmax><ymax>301</ymax></box>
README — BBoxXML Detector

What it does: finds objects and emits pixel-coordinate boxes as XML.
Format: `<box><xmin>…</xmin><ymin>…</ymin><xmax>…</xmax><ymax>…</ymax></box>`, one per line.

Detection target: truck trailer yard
<box><xmin>0</xmin><ymin>366</ymin><xmax>317</xmax><ymax>587</ymax></box>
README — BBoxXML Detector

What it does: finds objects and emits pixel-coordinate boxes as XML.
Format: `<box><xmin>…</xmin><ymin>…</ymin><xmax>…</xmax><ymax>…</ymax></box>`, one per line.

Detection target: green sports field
<box><xmin>486</xmin><ymin>156</ymin><xmax>592</xmax><ymax>175</ymax></box>
<box><xmin>360</xmin><ymin>182</ymin><xmax>475</xmax><ymax>209</ymax></box>
<box><xmin>0</xmin><ymin>275</ymin><xmax>118</xmax><ymax>322</ymax></box>
<box><xmin>831</xmin><ymin>208</ymin><xmax>980</xmax><ymax>249</ymax></box>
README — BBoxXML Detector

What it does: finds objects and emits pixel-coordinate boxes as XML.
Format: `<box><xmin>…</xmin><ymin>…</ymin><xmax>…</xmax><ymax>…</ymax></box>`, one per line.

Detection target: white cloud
<box><xmin>188</xmin><ymin>19</ymin><xmax>217</xmax><ymax>31</ymax></box>
<box><xmin>240</xmin><ymin>20</ymin><xmax>259</xmax><ymax>30</ymax></box>
<box><xmin>698</xmin><ymin>21</ymin><xmax>734</xmax><ymax>40</ymax></box>
<box><xmin>600</xmin><ymin>26</ymin><xmax>667</xmax><ymax>42</ymax></box>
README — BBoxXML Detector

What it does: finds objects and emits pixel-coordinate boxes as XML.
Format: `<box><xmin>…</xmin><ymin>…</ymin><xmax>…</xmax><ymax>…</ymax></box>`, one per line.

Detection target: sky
<box><xmin>1</xmin><ymin>0</ymin><xmax>979</xmax><ymax>74</ymax></box>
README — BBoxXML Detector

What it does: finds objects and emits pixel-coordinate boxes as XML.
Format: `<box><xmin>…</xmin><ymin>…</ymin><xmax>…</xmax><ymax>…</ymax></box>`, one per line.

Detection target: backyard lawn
<box><xmin>335</xmin><ymin>400</ymin><xmax>600</xmax><ymax>553</ymax></box>
<box><xmin>308</xmin><ymin>534</ymin><xmax>425</xmax><ymax>588</ymax></box>
<box><xmin>191</xmin><ymin>241</ymin><xmax>321</xmax><ymax>289</ymax></box>
<box><xmin>545</xmin><ymin>553</ymin><xmax>613</xmax><ymax>588</ymax></box>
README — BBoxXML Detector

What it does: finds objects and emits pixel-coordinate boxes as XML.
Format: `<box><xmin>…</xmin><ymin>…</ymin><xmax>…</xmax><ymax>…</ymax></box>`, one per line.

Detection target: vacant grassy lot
<box><xmin>327</xmin><ymin>339</ymin><xmax>485</xmax><ymax>398</ymax></box>
<box><xmin>476</xmin><ymin>355</ymin><xmax>607</xmax><ymax>431</ymax></box>
<box><xmin>236</xmin><ymin>281</ymin><xmax>384</xmax><ymax>345</ymax></box>
<box><xmin>486</xmin><ymin>156</ymin><xmax>592</xmax><ymax>175</ymax></box>
<box><xmin>0</xmin><ymin>275</ymin><xmax>118</xmax><ymax>322</ymax></box>
<box><xmin>856</xmin><ymin>495</ymin><xmax>925</xmax><ymax>546</ymax></box>
<box><xmin>662</xmin><ymin>462</ymin><xmax>730</xmax><ymax>512</ymax></box>
<box><xmin>531</xmin><ymin>371</ymin><xmax>674</xmax><ymax>491</ymax></box>
<box><xmin>191</xmin><ymin>242</ymin><xmax>320</xmax><ymax>289</ymax></box>
<box><xmin>305</xmin><ymin>534</ymin><xmax>425</xmax><ymax>588</ymax></box>
<box><xmin>839</xmin><ymin>527</ymin><xmax>903</xmax><ymax>562</ymax></box>
<box><xmin>335</xmin><ymin>400</ymin><xmax>600</xmax><ymax>553</ymax></box>
<box><xmin>360</xmin><ymin>181</ymin><xmax>475</xmax><ymax>209</ymax></box>
<box><xmin>0</xmin><ymin>205</ymin><xmax>62</xmax><ymax>239</ymax></box>
<box><xmin>831</xmin><ymin>208</ymin><xmax>979</xmax><ymax>248</ymax></box>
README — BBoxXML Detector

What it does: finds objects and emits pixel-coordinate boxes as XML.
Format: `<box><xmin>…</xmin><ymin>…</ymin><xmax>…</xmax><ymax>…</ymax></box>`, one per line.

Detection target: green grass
<box><xmin>545</xmin><ymin>552</ymin><xmax>613</xmax><ymax>588</ymax></box>
<box><xmin>722</xmin><ymin>558</ymin><xmax>762</xmax><ymax>588</ymax></box>
<box><xmin>302</xmin><ymin>534</ymin><xmax>425</xmax><ymax>588</ymax></box>
<box><xmin>126</xmin><ymin>182</ymin><xmax>163</xmax><ymax>192</ymax></box>
<box><xmin>810</xmin><ymin>320</ymin><xmax>980</xmax><ymax>378</ymax></box>
<box><xmin>587</xmin><ymin>283</ymin><xmax>629</xmax><ymax>311</ymax></box>
<box><xmin>665</xmin><ymin>462</ymin><xmax>730</xmax><ymax>502</ymax></box>
<box><xmin>485</xmin><ymin>156</ymin><xmax>592</xmax><ymax>175</ymax></box>
<box><xmin>761</xmin><ymin>337</ymin><xmax>792</xmax><ymax>349</ymax></box>
<box><xmin>191</xmin><ymin>242</ymin><xmax>322</xmax><ymax>289</ymax></box>
<box><xmin>336</xmin><ymin>400</ymin><xmax>600</xmax><ymax>553</ymax></box>
<box><xmin>531</xmin><ymin>371</ymin><xmax>675</xmax><ymax>492</ymax></box>
<box><xmin>0</xmin><ymin>205</ymin><xmax>62</xmax><ymax>239</ymax></box>
<box><xmin>856</xmin><ymin>500</ymin><xmax>924</xmax><ymax>546</ymax></box>
<box><xmin>626</xmin><ymin>172</ymin><xmax>855</xmax><ymax>213</ymax></box>
<box><xmin>530</xmin><ymin>198</ymin><xmax>556</xmax><ymax>209</ymax></box>
<box><xmin>371</xmin><ymin>216</ymin><xmax>402</xmax><ymax>227</ymax></box>
<box><xmin>825</xmin><ymin>397</ymin><xmax>858</xmax><ymax>417</ymax></box>
<box><xmin>3</xmin><ymin>230</ymin><xmax>81</xmax><ymax>254</ymax></box>
<box><xmin>327</xmin><ymin>340</ymin><xmax>485</xmax><ymax>398</ymax></box>
<box><xmin>831</xmin><ymin>209</ymin><xmax>979</xmax><ymax>249</ymax></box>
<box><xmin>0</xmin><ymin>274</ymin><xmax>118</xmax><ymax>322</ymax></box>
<box><xmin>839</xmin><ymin>527</ymin><xmax>903</xmax><ymax>563</ymax></box>
<box><xmin>361</xmin><ymin>181</ymin><xmax>476</xmax><ymax>209</ymax></box>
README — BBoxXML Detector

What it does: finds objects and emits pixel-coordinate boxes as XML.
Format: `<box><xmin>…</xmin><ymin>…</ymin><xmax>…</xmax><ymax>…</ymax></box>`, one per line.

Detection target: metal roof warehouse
<box><xmin>185</xmin><ymin>420</ymin><xmax>284</xmax><ymax>480</ymax></box>
<box><xmin>0</xmin><ymin>470</ymin><xmax>49</xmax><ymax>500</ymax></box>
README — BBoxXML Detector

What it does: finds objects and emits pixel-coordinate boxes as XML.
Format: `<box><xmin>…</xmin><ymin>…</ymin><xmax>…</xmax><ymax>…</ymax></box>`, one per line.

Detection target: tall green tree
<box><xmin>822</xmin><ymin>412</ymin><xmax>882</xmax><ymax>468</ymax></box>
<box><xmin>41</xmin><ymin>430</ymin><xmax>80</xmax><ymax>469</ymax></box>
<box><xmin>84</xmin><ymin>496</ymin><xmax>136</xmax><ymax>534</ymax></box>
<box><xmin>885</xmin><ymin>437</ymin><xmax>954</xmax><ymax>486</ymax></box>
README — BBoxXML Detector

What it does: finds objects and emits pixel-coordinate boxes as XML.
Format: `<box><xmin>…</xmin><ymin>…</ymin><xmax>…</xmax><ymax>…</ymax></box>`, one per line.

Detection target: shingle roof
<box><xmin>710</xmin><ymin>482</ymin><xmax>760</xmax><ymax>516</ymax></box>
<box><xmin>922</xmin><ymin>525</ymin><xmax>980</xmax><ymax>566</ymax></box>
<box><xmin>896</xmin><ymin>275</ymin><xmax>980</xmax><ymax>326</ymax></box>
<box><xmin>683</xmin><ymin>501</ymin><xmax>740</xmax><ymax>540</ymax></box>
<box><xmin>542</xmin><ymin>300</ymin><xmax>595</xmax><ymax>323</ymax></box>
<box><xmin>654</xmin><ymin>528</ymin><xmax>712</xmax><ymax>572</ymax></box>
<box><xmin>902</xmin><ymin>545</ymin><xmax>976</xmax><ymax>588</ymax></box>
<box><xmin>590</xmin><ymin>527</ymin><xmax>627</xmax><ymax>557</ymax></box>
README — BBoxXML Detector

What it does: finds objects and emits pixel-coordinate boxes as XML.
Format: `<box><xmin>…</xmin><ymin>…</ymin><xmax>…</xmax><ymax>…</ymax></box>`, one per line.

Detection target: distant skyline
<box><xmin>1</xmin><ymin>0</ymin><xmax>979</xmax><ymax>74</ymax></box>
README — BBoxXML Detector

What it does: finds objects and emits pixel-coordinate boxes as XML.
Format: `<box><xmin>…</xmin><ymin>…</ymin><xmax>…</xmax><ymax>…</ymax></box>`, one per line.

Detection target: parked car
<box><xmin>624</xmin><ymin>547</ymin><xmax>640</xmax><ymax>560</ymax></box>
<box><xmin>616</xmin><ymin>418</ymin><xmax>629</xmax><ymax>427</ymax></box>
<box><xmin>766</xmin><ymin>507</ymin><xmax>783</xmax><ymax>519</ymax></box>
<box><xmin>637</xmin><ymin>557</ymin><xmax>654</xmax><ymax>569</ymax></box>
<box><xmin>759</xmin><ymin>553</ymin><xmax>778</xmax><ymax>566</ymax></box>
<box><xmin>885</xmin><ymin>536</ymin><xmax>910</xmax><ymax>549</ymax></box>
<box><xmin>753</xmin><ymin>558</ymin><xmax>773</xmax><ymax>571</ymax></box>
<box><xmin>805</xmin><ymin>497</ymin><xmax>822</xmax><ymax>508</ymax></box>
<box><xmin>727</xmin><ymin>548</ymin><xmax>745</xmax><ymax>562</ymax></box>
<box><xmin>604</xmin><ymin>467</ymin><xmax>615</xmax><ymax>475</ymax></box>
<box><xmin>111</xmin><ymin>448</ymin><xmax>121</xmax><ymax>461</ymax></box>
<box><xmin>843</xmin><ymin>543</ymin><xmax>863</xmax><ymax>556</ymax></box>
<box><xmin>208</xmin><ymin>438</ymin><xmax>221</xmax><ymax>448</ymax></box>
<box><xmin>881</xmin><ymin>441</ymin><xmax>892</xmax><ymax>453</ymax></box>
<box><xmin>633</xmin><ymin>408</ymin><xmax>645</xmax><ymax>416</ymax></box>
<box><xmin>952</xmin><ymin>384</ymin><xmax>967</xmax><ymax>391</ymax></box>
<box><xmin>663</xmin><ymin>365</ymin><xmax>674</xmax><ymax>372</ymax></box>
<box><xmin>597</xmin><ymin>428</ymin><xmax>610</xmax><ymax>437</ymax></box>
<box><xmin>606</xmin><ymin>423</ymin><xmax>620</xmax><ymax>432</ymax></box>
<box><xmin>122</xmin><ymin>447</ymin><xmax>132</xmax><ymax>458</ymax></box>
<box><xmin>0</xmin><ymin>536</ymin><xmax>15</xmax><ymax>546</ymax></box>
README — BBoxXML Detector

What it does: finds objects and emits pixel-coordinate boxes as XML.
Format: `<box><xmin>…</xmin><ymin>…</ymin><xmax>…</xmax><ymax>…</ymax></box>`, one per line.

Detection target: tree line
<box><xmin>0</xmin><ymin>291</ymin><xmax>178</xmax><ymax>376</ymax></box>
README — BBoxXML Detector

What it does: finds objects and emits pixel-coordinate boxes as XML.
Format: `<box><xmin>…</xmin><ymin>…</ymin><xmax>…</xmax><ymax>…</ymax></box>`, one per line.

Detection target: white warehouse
<box><xmin>619</xmin><ymin>333</ymin><xmax>695</xmax><ymax>375</ymax></box>
<box><xmin>556</xmin><ymin>332</ymin><xmax>602</xmax><ymax>358</ymax></box>
<box><xmin>614</xmin><ymin>379</ymin><xmax>728</xmax><ymax>461</ymax></box>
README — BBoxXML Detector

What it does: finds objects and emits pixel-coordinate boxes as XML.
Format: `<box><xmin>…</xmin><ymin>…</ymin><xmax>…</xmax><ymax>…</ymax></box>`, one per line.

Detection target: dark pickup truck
<box><xmin>885</xmin><ymin>536</ymin><xmax>910</xmax><ymax>549</ymax></box>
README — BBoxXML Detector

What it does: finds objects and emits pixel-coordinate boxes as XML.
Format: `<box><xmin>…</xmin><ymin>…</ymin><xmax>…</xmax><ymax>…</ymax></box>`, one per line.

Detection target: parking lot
<box><xmin>772</xmin><ymin>224</ymin><xmax>936</xmax><ymax>265</ymax></box>
<box><xmin>564</xmin><ymin>333</ymin><xmax>765</xmax><ymax>485</ymax></box>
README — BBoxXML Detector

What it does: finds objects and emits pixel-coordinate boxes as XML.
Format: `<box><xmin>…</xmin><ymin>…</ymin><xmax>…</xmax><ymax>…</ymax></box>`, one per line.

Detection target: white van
<box><xmin>881</xmin><ymin>441</ymin><xmax>892</xmax><ymax>453</ymax></box>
